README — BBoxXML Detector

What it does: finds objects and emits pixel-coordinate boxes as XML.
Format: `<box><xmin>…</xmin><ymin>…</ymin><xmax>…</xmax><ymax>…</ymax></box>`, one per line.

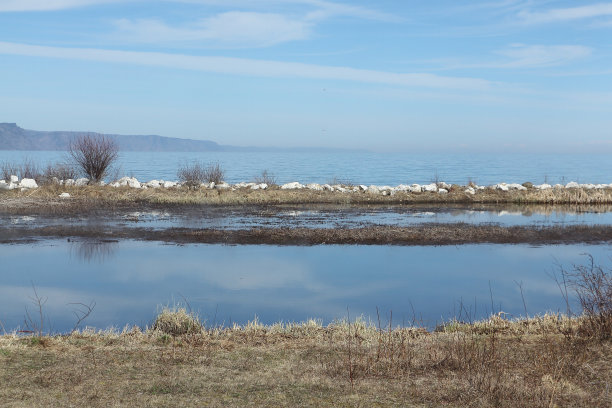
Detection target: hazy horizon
<box><xmin>1</xmin><ymin>1</ymin><xmax>611</xmax><ymax>153</ymax></box>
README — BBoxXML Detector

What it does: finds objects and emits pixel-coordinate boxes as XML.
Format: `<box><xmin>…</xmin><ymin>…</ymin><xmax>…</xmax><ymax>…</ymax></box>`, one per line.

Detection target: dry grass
<box><xmin>0</xmin><ymin>314</ymin><xmax>610</xmax><ymax>407</ymax></box>
<box><xmin>3</xmin><ymin>184</ymin><xmax>612</xmax><ymax>212</ymax></box>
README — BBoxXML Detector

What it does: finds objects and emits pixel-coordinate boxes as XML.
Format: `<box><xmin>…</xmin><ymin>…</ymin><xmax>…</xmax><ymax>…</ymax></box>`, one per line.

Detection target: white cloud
<box><xmin>113</xmin><ymin>12</ymin><xmax>311</xmax><ymax>47</ymax></box>
<box><xmin>0</xmin><ymin>41</ymin><xmax>493</xmax><ymax>91</ymax></box>
<box><xmin>494</xmin><ymin>44</ymin><xmax>592</xmax><ymax>68</ymax></box>
<box><xmin>170</xmin><ymin>0</ymin><xmax>400</xmax><ymax>22</ymax></box>
<box><xmin>437</xmin><ymin>44</ymin><xmax>592</xmax><ymax>70</ymax></box>
<box><xmin>0</xmin><ymin>0</ymin><xmax>119</xmax><ymax>12</ymax></box>
<box><xmin>518</xmin><ymin>3</ymin><xmax>612</xmax><ymax>24</ymax></box>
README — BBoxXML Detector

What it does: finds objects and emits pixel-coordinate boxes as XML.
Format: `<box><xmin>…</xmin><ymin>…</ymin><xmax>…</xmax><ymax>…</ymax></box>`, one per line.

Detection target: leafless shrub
<box><xmin>40</xmin><ymin>162</ymin><xmax>78</xmax><ymax>184</ymax></box>
<box><xmin>69</xmin><ymin>301</ymin><xmax>96</xmax><ymax>333</ymax></box>
<box><xmin>177</xmin><ymin>161</ymin><xmax>224</xmax><ymax>187</ymax></box>
<box><xmin>23</xmin><ymin>283</ymin><xmax>47</xmax><ymax>338</ymax></box>
<box><xmin>69</xmin><ymin>134</ymin><xmax>119</xmax><ymax>183</ymax></box>
<box><xmin>1</xmin><ymin>159</ymin><xmax>41</xmax><ymax>181</ymax></box>
<box><xmin>560</xmin><ymin>254</ymin><xmax>612</xmax><ymax>340</ymax></box>
<box><xmin>0</xmin><ymin>161</ymin><xmax>19</xmax><ymax>181</ymax></box>
<box><xmin>253</xmin><ymin>170</ymin><xmax>277</xmax><ymax>185</ymax></box>
<box><xmin>327</xmin><ymin>176</ymin><xmax>355</xmax><ymax>187</ymax></box>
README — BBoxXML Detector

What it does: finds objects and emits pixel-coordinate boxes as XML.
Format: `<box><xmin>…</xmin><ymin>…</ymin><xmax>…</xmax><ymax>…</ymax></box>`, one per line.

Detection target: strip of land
<box><xmin>2</xmin><ymin>184</ymin><xmax>612</xmax><ymax>215</ymax></box>
<box><xmin>0</xmin><ymin>313</ymin><xmax>610</xmax><ymax>407</ymax></box>
<box><xmin>2</xmin><ymin>224</ymin><xmax>612</xmax><ymax>246</ymax></box>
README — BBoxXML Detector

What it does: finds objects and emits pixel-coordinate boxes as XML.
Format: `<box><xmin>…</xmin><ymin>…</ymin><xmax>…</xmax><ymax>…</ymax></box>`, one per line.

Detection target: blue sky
<box><xmin>1</xmin><ymin>0</ymin><xmax>611</xmax><ymax>152</ymax></box>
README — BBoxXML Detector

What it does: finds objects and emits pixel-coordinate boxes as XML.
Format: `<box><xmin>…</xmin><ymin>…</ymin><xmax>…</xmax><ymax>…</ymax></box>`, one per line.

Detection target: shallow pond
<box><xmin>4</xmin><ymin>204</ymin><xmax>612</xmax><ymax>231</ymax></box>
<box><xmin>1</xmin><ymin>240</ymin><xmax>610</xmax><ymax>333</ymax></box>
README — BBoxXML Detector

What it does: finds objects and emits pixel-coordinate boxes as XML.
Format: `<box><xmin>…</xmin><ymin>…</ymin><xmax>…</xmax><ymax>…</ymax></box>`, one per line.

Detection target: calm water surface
<box><xmin>1</xmin><ymin>240</ymin><xmax>610</xmax><ymax>333</ymax></box>
<box><xmin>2</xmin><ymin>150</ymin><xmax>611</xmax><ymax>186</ymax></box>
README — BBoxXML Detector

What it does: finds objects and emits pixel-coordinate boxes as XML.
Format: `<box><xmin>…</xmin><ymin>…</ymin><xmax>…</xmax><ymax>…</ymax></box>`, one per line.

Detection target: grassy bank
<box><xmin>3</xmin><ymin>184</ymin><xmax>612</xmax><ymax>215</ymax></box>
<box><xmin>0</xmin><ymin>311</ymin><xmax>610</xmax><ymax>407</ymax></box>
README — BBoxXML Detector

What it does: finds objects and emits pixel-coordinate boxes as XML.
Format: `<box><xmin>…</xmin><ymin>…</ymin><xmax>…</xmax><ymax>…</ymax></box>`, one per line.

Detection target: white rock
<box><xmin>59</xmin><ymin>192</ymin><xmax>70</xmax><ymax>198</ymax></box>
<box><xmin>306</xmin><ymin>183</ymin><xmax>323</xmax><ymax>191</ymax></box>
<box><xmin>251</xmin><ymin>183</ymin><xmax>268</xmax><ymax>190</ymax></box>
<box><xmin>335</xmin><ymin>186</ymin><xmax>348</xmax><ymax>193</ymax></box>
<box><xmin>437</xmin><ymin>182</ymin><xmax>451</xmax><ymax>189</ymax></box>
<box><xmin>581</xmin><ymin>183</ymin><xmax>595</xmax><ymax>190</ymax></box>
<box><xmin>367</xmin><ymin>185</ymin><xmax>380</xmax><ymax>194</ymax></box>
<box><xmin>117</xmin><ymin>177</ymin><xmax>140</xmax><ymax>188</ymax></box>
<box><xmin>109</xmin><ymin>181</ymin><xmax>120</xmax><ymax>187</ymax></box>
<box><xmin>409</xmin><ymin>184</ymin><xmax>422</xmax><ymax>193</ymax></box>
<box><xmin>382</xmin><ymin>190</ymin><xmax>390</xmax><ymax>196</ymax></box>
<box><xmin>438</xmin><ymin>188</ymin><xmax>448</xmax><ymax>194</ymax></box>
<box><xmin>495</xmin><ymin>184</ymin><xmax>509</xmax><ymax>191</ymax></box>
<box><xmin>163</xmin><ymin>181</ymin><xmax>177</xmax><ymax>188</ymax></box>
<box><xmin>534</xmin><ymin>184</ymin><xmax>552</xmax><ymax>190</ymax></box>
<box><xmin>565</xmin><ymin>181</ymin><xmax>580</xmax><ymax>189</ymax></box>
<box><xmin>465</xmin><ymin>187</ymin><xmax>476</xmax><ymax>195</ymax></box>
<box><xmin>553</xmin><ymin>184</ymin><xmax>564</xmax><ymax>189</ymax></box>
<box><xmin>422</xmin><ymin>183</ymin><xmax>438</xmax><ymax>192</ymax></box>
<box><xmin>507</xmin><ymin>183</ymin><xmax>527</xmax><ymax>191</ymax></box>
<box><xmin>322</xmin><ymin>184</ymin><xmax>334</xmax><ymax>191</ymax></box>
<box><xmin>0</xmin><ymin>180</ymin><xmax>11</xmax><ymax>190</ymax></box>
<box><xmin>358</xmin><ymin>185</ymin><xmax>368</xmax><ymax>192</ymax></box>
<box><xmin>215</xmin><ymin>182</ymin><xmax>230</xmax><ymax>189</ymax></box>
<box><xmin>64</xmin><ymin>179</ymin><xmax>75</xmax><ymax>186</ymax></box>
<box><xmin>10</xmin><ymin>175</ymin><xmax>18</xmax><ymax>183</ymax></box>
<box><xmin>145</xmin><ymin>180</ymin><xmax>161</xmax><ymax>188</ymax></box>
<box><xmin>75</xmin><ymin>178</ymin><xmax>90</xmax><ymax>186</ymax></box>
<box><xmin>280</xmin><ymin>182</ymin><xmax>305</xmax><ymax>190</ymax></box>
<box><xmin>19</xmin><ymin>178</ymin><xmax>38</xmax><ymax>189</ymax></box>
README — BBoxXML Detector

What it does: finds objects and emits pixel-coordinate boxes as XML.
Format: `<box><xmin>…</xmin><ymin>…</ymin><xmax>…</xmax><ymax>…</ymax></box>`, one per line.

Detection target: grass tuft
<box><xmin>152</xmin><ymin>306</ymin><xmax>203</xmax><ymax>336</ymax></box>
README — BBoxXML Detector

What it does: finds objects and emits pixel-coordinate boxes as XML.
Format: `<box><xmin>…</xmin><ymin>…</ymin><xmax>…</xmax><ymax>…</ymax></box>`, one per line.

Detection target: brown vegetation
<box><xmin>69</xmin><ymin>134</ymin><xmax>119</xmax><ymax>182</ymax></box>
<box><xmin>2</xmin><ymin>183</ymin><xmax>612</xmax><ymax>212</ymax></box>
<box><xmin>0</xmin><ymin>314</ymin><xmax>610</xmax><ymax>407</ymax></box>
<box><xmin>3</xmin><ymin>224</ymin><xmax>612</xmax><ymax>246</ymax></box>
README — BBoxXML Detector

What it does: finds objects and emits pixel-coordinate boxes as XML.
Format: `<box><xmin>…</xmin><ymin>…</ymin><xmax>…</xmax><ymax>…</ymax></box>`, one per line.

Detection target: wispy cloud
<box><xmin>169</xmin><ymin>0</ymin><xmax>400</xmax><ymax>22</ymax></box>
<box><xmin>432</xmin><ymin>44</ymin><xmax>592</xmax><ymax>71</ymax></box>
<box><xmin>0</xmin><ymin>0</ymin><xmax>120</xmax><ymax>12</ymax></box>
<box><xmin>111</xmin><ymin>1</ymin><xmax>399</xmax><ymax>47</ymax></box>
<box><xmin>113</xmin><ymin>12</ymin><xmax>311</xmax><ymax>47</ymax></box>
<box><xmin>0</xmin><ymin>41</ymin><xmax>493</xmax><ymax>91</ymax></box>
<box><xmin>518</xmin><ymin>3</ymin><xmax>612</xmax><ymax>24</ymax></box>
<box><xmin>493</xmin><ymin>44</ymin><xmax>592</xmax><ymax>68</ymax></box>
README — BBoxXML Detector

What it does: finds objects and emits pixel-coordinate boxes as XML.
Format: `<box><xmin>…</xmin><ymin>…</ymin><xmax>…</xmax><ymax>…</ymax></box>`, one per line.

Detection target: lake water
<box><xmin>2</xmin><ymin>150</ymin><xmax>612</xmax><ymax>186</ymax></box>
<box><xmin>1</xmin><ymin>240</ymin><xmax>609</xmax><ymax>333</ymax></box>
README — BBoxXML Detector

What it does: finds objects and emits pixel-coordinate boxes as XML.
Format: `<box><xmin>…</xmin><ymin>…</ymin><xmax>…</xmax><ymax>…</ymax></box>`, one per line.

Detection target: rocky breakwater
<box><xmin>2</xmin><ymin>174</ymin><xmax>612</xmax><ymax>197</ymax></box>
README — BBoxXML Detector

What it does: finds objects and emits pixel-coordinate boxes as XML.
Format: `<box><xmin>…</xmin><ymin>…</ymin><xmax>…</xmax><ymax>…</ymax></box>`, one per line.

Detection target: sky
<box><xmin>1</xmin><ymin>0</ymin><xmax>612</xmax><ymax>152</ymax></box>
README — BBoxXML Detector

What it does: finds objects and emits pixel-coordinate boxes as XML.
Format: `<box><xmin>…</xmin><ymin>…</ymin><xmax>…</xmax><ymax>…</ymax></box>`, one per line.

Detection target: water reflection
<box><xmin>0</xmin><ymin>241</ymin><xmax>611</xmax><ymax>333</ymax></box>
<box><xmin>70</xmin><ymin>240</ymin><xmax>118</xmax><ymax>263</ymax></box>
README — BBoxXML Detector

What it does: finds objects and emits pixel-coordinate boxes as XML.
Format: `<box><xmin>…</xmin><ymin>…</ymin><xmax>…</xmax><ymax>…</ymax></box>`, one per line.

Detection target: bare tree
<box><xmin>69</xmin><ymin>134</ymin><xmax>119</xmax><ymax>183</ymax></box>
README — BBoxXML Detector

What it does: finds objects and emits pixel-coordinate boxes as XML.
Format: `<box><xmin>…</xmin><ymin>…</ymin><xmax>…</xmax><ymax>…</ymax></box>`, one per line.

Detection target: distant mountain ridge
<box><xmin>0</xmin><ymin>123</ymin><xmax>235</xmax><ymax>152</ymax></box>
<box><xmin>0</xmin><ymin>123</ymin><xmax>355</xmax><ymax>153</ymax></box>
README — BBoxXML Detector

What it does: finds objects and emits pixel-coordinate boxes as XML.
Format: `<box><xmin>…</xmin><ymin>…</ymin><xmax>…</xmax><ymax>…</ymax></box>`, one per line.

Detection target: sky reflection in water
<box><xmin>1</xmin><ymin>240</ymin><xmax>611</xmax><ymax>333</ymax></box>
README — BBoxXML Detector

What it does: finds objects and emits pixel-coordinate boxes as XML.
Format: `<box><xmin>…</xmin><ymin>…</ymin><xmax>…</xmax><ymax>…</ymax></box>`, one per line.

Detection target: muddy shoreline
<box><xmin>3</xmin><ymin>223</ymin><xmax>612</xmax><ymax>246</ymax></box>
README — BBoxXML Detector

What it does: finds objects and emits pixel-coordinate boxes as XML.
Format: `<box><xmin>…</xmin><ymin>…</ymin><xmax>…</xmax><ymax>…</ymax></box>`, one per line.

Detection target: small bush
<box><xmin>69</xmin><ymin>134</ymin><xmax>119</xmax><ymax>183</ymax></box>
<box><xmin>563</xmin><ymin>255</ymin><xmax>612</xmax><ymax>340</ymax></box>
<box><xmin>152</xmin><ymin>307</ymin><xmax>202</xmax><ymax>336</ymax></box>
<box><xmin>177</xmin><ymin>161</ymin><xmax>224</xmax><ymax>187</ymax></box>
<box><xmin>253</xmin><ymin>170</ymin><xmax>277</xmax><ymax>185</ymax></box>
<box><xmin>1</xmin><ymin>159</ymin><xmax>41</xmax><ymax>181</ymax></box>
<box><xmin>40</xmin><ymin>162</ymin><xmax>78</xmax><ymax>184</ymax></box>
